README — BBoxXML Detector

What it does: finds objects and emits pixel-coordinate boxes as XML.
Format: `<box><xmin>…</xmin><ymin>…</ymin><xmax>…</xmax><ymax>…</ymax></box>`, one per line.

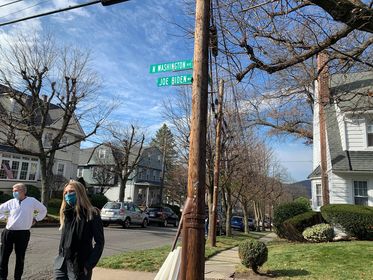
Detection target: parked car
<box><xmin>146</xmin><ymin>206</ymin><xmax>180</xmax><ymax>227</ymax></box>
<box><xmin>231</xmin><ymin>216</ymin><xmax>256</xmax><ymax>231</ymax></box>
<box><xmin>100</xmin><ymin>202</ymin><xmax>149</xmax><ymax>228</ymax></box>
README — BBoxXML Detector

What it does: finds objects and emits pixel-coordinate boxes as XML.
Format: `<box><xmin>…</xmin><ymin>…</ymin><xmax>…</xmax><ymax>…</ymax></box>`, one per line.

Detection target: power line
<box><xmin>0</xmin><ymin>0</ymin><xmax>51</xmax><ymax>20</ymax></box>
<box><xmin>0</xmin><ymin>0</ymin><xmax>23</xmax><ymax>9</ymax></box>
<box><xmin>0</xmin><ymin>0</ymin><xmax>101</xmax><ymax>27</ymax></box>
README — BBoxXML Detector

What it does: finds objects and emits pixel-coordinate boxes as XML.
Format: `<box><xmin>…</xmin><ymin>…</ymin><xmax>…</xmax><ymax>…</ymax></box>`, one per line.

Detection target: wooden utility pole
<box><xmin>179</xmin><ymin>0</ymin><xmax>210</xmax><ymax>279</ymax></box>
<box><xmin>317</xmin><ymin>52</ymin><xmax>330</xmax><ymax>205</ymax></box>
<box><xmin>209</xmin><ymin>79</ymin><xmax>224</xmax><ymax>247</ymax></box>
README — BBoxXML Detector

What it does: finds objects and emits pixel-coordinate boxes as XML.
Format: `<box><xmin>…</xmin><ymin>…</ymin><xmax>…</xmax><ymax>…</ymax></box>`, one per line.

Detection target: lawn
<box><xmin>98</xmin><ymin>231</ymin><xmax>263</xmax><ymax>272</ymax></box>
<box><xmin>255</xmin><ymin>240</ymin><xmax>373</xmax><ymax>280</ymax></box>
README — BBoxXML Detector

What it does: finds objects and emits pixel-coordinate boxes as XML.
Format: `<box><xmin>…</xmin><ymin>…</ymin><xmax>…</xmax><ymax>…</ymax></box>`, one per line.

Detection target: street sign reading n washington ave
<box><xmin>157</xmin><ymin>74</ymin><xmax>192</xmax><ymax>87</ymax></box>
<box><xmin>150</xmin><ymin>60</ymin><xmax>193</xmax><ymax>74</ymax></box>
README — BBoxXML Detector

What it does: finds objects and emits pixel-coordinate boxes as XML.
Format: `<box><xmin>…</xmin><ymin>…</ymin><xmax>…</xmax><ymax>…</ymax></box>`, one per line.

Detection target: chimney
<box><xmin>317</xmin><ymin>51</ymin><xmax>330</xmax><ymax>206</ymax></box>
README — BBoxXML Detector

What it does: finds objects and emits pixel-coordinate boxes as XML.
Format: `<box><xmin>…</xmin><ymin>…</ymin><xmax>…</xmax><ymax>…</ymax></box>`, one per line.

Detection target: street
<box><xmin>4</xmin><ymin>225</ymin><xmax>177</xmax><ymax>280</ymax></box>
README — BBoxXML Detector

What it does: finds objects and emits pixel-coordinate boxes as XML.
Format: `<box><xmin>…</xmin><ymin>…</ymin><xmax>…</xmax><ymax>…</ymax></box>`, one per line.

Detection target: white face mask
<box><xmin>13</xmin><ymin>191</ymin><xmax>20</xmax><ymax>200</ymax></box>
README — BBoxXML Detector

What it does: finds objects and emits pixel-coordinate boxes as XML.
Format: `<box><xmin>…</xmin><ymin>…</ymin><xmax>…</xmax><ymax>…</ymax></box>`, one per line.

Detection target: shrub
<box><xmin>89</xmin><ymin>194</ymin><xmax>108</xmax><ymax>209</ymax></box>
<box><xmin>302</xmin><ymin>223</ymin><xmax>334</xmax><ymax>242</ymax></box>
<box><xmin>283</xmin><ymin>211</ymin><xmax>324</xmax><ymax>241</ymax></box>
<box><xmin>273</xmin><ymin>201</ymin><xmax>310</xmax><ymax>238</ymax></box>
<box><xmin>25</xmin><ymin>184</ymin><xmax>41</xmax><ymax>201</ymax></box>
<box><xmin>321</xmin><ymin>204</ymin><xmax>373</xmax><ymax>240</ymax></box>
<box><xmin>238</xmin><ymin>239</ymin><xmax>268</xmax><ymax>274</ymax></box>
<box><xmin>294</xmin><ymin>197</ymin><xmax>312</xmax><ymax>211</ymax></box>
<box><xmin>48</xmin><ymin>198</ymin><xmax>62</xmax><ymax>209</ymax></box>
<box><xmin>0</xmin><ymin>191</ymin><xmax>12</xmax><ymax>203</ymax></box>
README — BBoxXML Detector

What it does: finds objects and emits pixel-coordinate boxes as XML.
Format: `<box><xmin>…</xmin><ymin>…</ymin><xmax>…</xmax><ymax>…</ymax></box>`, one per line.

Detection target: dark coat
<box><xmin>55</xmin><ymin>206</ymin><xmax>105</xmax><ymax>276</ymax></box>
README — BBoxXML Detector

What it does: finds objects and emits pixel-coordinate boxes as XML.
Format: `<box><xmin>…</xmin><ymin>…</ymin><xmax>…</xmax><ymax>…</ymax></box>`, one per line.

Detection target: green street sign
<box><xmin>157</xmin><ymin>74</ymin><xmax>193</xmax><ymax>87</ymax></box>
<box><xmin>150</xmin><ymin>60</ymin><xmax>193</xmax><ymax>74</ymax></box>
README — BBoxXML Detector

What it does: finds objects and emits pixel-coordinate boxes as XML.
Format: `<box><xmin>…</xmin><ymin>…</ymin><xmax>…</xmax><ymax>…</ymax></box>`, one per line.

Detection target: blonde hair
<box><xmin>59</xmin><ymin>180</ymin><xmax>98</xmax><ymax>230</ymax></box>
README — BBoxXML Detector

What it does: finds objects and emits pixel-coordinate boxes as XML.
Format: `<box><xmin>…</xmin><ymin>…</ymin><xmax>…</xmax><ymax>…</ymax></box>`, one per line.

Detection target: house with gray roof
<box><xmin>0</xmin><ymin>85</ymin><xmax>84</xmax><ymax>192</ymax></box>
<box><xmin>309</xmin><ymin>71</ymin><xmax>373</xmax><ymax>210</ymax></box>
<box><xmin>78</xmin><ymin>145</ymin><xmax>163</xmax><ymax>206</ymax></box>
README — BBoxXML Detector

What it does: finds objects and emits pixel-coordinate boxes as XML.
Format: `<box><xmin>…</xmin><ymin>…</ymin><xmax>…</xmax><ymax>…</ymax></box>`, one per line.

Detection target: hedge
<box><xmin>283</xmin><ymin>211</ymin><xmax>324</xmax><ymax>241</ymax></box>
<box><xmin>303</xmin><ymin>223</ymin><xmax>334</xmax><ymax>242</ymax></box>
<box><xmin>273</xmin><ymin>201</ymin><xmax>310</xmax><ymax>238</ymax></box>
<box><xmin>321</xmin><ymin>204</ymin><xmax>373</xmax><ymax>240</ymax></box>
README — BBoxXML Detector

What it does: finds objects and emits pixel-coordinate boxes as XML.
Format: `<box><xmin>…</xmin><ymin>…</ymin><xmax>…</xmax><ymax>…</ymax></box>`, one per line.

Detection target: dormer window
<box><xmin>367</xmin><ymin>122</ymin><xmax>373</xmax><ymax>147</ymax></box>
<box><xmin>98</xmin><ymin>149</ymin><xmax>106</xmax><ymax>159</ymax></box>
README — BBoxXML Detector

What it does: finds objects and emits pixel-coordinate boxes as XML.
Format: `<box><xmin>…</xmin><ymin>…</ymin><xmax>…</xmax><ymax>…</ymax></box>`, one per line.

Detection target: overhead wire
<box><xmin>0</xmin><ymin>0</ymin><xmax>23</xmax><ymax>9</ymax></box>
<box><xmin>0</xmin><ymin>0</ymin><xmax>49</xmax><ymax>20</ymax></box>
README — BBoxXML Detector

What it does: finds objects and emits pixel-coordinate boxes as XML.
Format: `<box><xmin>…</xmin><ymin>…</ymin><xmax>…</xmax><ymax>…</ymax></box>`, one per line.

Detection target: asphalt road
<box><xmin>3</xmin><ymin>225</ymin><xmax>178</xmax><ymax>280</ymax></box>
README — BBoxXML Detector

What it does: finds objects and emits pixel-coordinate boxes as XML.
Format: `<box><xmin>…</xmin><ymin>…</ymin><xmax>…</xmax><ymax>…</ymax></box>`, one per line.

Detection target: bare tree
<box><xmin>0</xmin><ymin>33</ymin><xmax>112</xmax><ymax>204</ymax></box>
<box><xmin>105</xmin><ymin>124</ymin><xmax>145</xmax><ymax>202</ymax></box>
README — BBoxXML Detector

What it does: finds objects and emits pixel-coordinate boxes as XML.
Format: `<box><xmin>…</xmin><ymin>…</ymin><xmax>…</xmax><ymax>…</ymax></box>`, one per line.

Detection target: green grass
<box><xmin>98</xmin><ymin>232</ymin><xmax>261</xmax><ymax>272</ymax></box>
<box><xmin>253</xmin><ymin>240</ymin><xmax>373</xmax><ymax>280</ymax></box>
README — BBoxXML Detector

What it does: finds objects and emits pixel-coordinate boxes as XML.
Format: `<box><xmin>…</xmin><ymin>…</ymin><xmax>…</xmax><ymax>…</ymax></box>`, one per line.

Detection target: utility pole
<box><xmin>209</xmin><ymin>79</ymin><xmax>224</xmax><ymax>247</ymax></box>
<box><xmin>317</xmin><ymin>52</ymin><xmax>330</xmax><ymax>205</ymax></box>
<box><xmin>159</xmin><ymin>136</ymin><xmax>167</xmax><ymax>205</ymax></box>
<box><xmin>180</xmin><ymin>0</ymin><xmax>210</xmax><ymax>279</ymax></box>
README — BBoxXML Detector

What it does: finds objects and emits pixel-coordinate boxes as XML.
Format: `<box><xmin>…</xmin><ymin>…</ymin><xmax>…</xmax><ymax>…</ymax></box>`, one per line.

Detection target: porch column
<box><xmin>146</xmin><ymin>186</ymin><xmax>150</xmax><ymax>207</ymax></box>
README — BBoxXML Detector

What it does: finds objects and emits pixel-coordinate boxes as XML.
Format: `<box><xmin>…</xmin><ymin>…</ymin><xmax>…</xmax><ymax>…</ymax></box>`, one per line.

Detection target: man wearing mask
<box><xmin>0</xmin><ymin>183</ymin><xmax>47</xmax><ymax>280</ymax></box>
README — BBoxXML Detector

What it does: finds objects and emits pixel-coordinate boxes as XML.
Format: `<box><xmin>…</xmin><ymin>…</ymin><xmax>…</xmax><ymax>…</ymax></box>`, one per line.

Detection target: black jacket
<box><xmin>57</xmin><ymin>206</ymin><xmax>105</xmax><ymax>271</ymax></box>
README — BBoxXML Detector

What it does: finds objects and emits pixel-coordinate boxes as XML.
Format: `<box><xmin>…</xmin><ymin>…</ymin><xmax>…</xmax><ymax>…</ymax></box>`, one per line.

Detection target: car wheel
<box><xmin>122</xmin><ymin>218</ymin><xmax>130</xmax><ymax>229</ymax></box>
<box><xmin>142</xmin><ymin>218</ymin><xmax>148</xmax><ymax>228</ymax></box>
<box><xmin>174</xmin><ymin>220</ymin><xmax>179</xmax><ymax>227</ymax></box>
<box><xmin>102</xmin><ymin>222</ymin><xmax>109</xmax><ymax>227</ymax></box>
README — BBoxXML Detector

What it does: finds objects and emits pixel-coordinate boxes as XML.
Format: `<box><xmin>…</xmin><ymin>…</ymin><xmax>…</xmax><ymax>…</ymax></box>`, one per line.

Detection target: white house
<box><xmin>78</xmin><ymin>145</ymin><xmax>163</xmax><ymax>206</ymax></box>
<box><xmin>0</xmin><ymin>85</ymin><xmax>85</xmax><ymax>192</ymax></box>
<box><xmin>309</xmin><ymin>71</ymin><xmax>373</xmax><ymax>210</ymax></box>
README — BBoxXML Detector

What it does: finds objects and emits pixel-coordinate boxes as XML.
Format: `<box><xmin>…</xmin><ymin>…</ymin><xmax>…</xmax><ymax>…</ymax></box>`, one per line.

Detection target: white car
<box><xmin>100</xmin><ymin>202</ymin><xmax>149</xmax><ymax>228</ymax></box>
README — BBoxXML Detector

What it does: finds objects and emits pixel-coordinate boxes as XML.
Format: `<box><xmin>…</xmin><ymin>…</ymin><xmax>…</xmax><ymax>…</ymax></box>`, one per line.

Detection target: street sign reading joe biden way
<box><xmin>157</xmin><ymin>74</ymin><xmax>192</xmax><ymax>87</ymax></box>
<box><xmin>150</xmin><ymin>60</ymin><xmax>193</xmax><ymax>74</ymax></box>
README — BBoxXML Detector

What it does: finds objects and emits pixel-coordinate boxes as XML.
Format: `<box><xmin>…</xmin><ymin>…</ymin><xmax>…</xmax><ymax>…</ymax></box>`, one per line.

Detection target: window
<box><xmin>98</xmin><ymin>149</ymin><xmax>106</xmax><ymax>159</ymax></box>
<box><xmin>11</xmin><ymin>161</ymin><xmax>20</xmax><ymax>178</ymax></box>
<box><xmin>367</xmin><ymin>122</ymin><xmax>373</xmax><ymax>147</ymax></box>
<box><xmin>316</xmin><ymin>184</ymin><xmax>323</xmax><ymax>207</ymax></box>
<box><xmin>0</xmin><ymin>155</ymin><xmax>39</xmax><ymax>181</ymax></box>
<box><xmin>354</xmin><ymin>181</ymin><xmax>368</xmax><ymax>205</ymax></box>
<box><xmin>19</xmin><ymin>162</ymin><xmax>29</xmax><ymax>180</ymax></box>
<box><xmin>57</xmin><ymin>163</ymin><xmax>65</xmax><ymax>176</ymax></box>
<box><xmin>60</xmin><ymin>136</ymin><xmax>68</xmax><ymax>152</ymax></box>
<box><xmin>28</xmin><ymin>162</ymin><xmax>38</xmax><ymax>180</ymax></box>
<box><xmin>0</xmin><ymin>160</ymin><xmax>11</xmax><ymax>179</ymax></box>
<box><xmin>77</xmin><ymin>168</ymin><xmax>83</xmax><ymax>178</ymax></box>
<box><xmin>43</xmin><ymin>133</ymin><xmax>53</xmax><ymax>148</ymax></box>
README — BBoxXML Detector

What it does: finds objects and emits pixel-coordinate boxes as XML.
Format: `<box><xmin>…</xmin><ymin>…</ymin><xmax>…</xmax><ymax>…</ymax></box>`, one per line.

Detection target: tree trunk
<box><xmin>39</xmin><ymin>155</ymin><xmax>54</xmax><ymax>206</ymax></box>
<box><xmin>118</xmin><ymin>176</ymin><xmax>126</xmax><ymax>202</ymax></box>
<box><xmin>242</xmin><ymin>202</ymin><xmax>249</xmax><ymax>234</ymax></box>
<box><xmin>225</xmin><ymin>188</ymin><xmax>232</xmax><ymax>237</ymax></box>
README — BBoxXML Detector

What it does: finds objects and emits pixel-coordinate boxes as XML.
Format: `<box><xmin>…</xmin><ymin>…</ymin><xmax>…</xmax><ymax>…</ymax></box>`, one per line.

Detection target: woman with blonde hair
<box><xmin>54</xmin><ymin>180</ymin><xmax>104</xmax><ymax>280</ymax></box>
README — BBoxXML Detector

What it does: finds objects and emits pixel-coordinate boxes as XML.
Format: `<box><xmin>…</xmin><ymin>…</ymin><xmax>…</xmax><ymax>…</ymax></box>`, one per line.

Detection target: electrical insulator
<box><xmin>209</xmin><ymin>25</ymin><xmax>218</xmax><ymax>57</ymax></box>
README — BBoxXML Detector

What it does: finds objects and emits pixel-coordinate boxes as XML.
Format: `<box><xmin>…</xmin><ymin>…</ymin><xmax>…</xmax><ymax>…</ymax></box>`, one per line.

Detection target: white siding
<box><xmin>345</xmin><ymin>118</ymin><xmax>365</xmax><ymax>150</ymax></box>
<box><xmin>329</xmin><ymin>173</ymin><xmax>352</xmax><ymax>204</ymax></box>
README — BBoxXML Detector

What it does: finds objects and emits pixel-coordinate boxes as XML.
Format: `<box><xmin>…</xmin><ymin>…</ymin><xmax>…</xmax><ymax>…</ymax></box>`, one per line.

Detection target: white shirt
<box><xmin>0</xmin><ymin>197</ymin><xmax>47</xmax><ymax>230</ymax></box>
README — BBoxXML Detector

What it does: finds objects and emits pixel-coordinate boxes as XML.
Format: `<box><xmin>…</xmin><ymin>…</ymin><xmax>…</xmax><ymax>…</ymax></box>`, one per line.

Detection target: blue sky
<box><xmin>0</xmin><ymin>0</ymin><xmax>312</xmax><ymax>182</ymax></box>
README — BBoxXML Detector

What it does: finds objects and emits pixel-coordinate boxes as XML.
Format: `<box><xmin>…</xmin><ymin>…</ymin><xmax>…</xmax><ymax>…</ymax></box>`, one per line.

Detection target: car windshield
<box><xmin>232</xmin><ymin>217</ymin><xmax>242</xmax><ymax>222</ymax></box>
<box><xmin>148</xmin><ymin>207</ymin><xmax>162</xmax><ymax>212</ymax></box>
<box><xmin>103</xmin><ymin>202</ymin><xmax>122</xmax><ymax>209</ymax></box>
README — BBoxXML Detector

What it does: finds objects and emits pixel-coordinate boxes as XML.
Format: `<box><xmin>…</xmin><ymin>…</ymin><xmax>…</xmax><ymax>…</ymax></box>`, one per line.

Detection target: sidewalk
<box><xmin>93</xmin><ymin>232</ymin><xmax>278</xmax><ymax>280</ymax></box>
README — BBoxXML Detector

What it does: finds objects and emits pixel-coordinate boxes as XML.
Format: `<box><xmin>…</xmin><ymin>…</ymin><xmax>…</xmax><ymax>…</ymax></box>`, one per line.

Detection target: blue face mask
<box><xmin>13</xmin><ymin>191</ymin><xmax>20</xmax><ymax>200</ymax></box>
<box><xmin>64</xmin><ymin>192</ymin><xmax>77</xmax><ymax>206</ymax></box>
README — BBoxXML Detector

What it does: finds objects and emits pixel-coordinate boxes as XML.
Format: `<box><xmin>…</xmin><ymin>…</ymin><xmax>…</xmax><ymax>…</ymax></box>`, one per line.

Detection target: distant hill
<box><xmin>284</xmin><ymin>180</ymin><xmax>312</xmax><ymax>199</ymax></box>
